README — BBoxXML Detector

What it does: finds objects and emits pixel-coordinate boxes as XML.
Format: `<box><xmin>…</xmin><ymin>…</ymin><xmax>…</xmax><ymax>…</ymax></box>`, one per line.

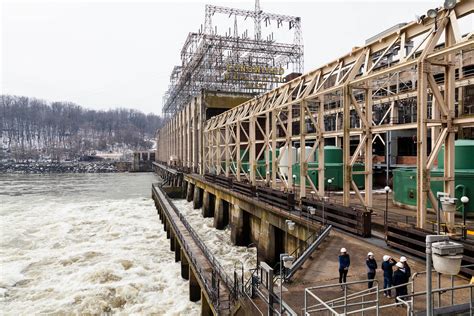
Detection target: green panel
<box><xmin>315</xmin><ymin>146</ymin><xmax>343</xmax><ymax>164</ymax></box>
<box><xmin>437</xmin><ymin>139</ymin><xmax>474</xmax><ymax>169</ymax></box>
<box><xmin>292</xmin><ymin>162</ymin><xmax>365</xmax><ymax>190</ymax></box>
<box><xmin>393</xmin><ymin>168</ymin><xmax>474</xmax><ymax>214</ymax></box>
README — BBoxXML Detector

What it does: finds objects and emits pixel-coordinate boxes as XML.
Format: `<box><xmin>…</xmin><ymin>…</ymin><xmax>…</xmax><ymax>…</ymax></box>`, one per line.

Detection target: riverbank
<box><xmin>0</xmin><ymin>161</ymin><xmax>124</xmax><ymax>174</ymax></box>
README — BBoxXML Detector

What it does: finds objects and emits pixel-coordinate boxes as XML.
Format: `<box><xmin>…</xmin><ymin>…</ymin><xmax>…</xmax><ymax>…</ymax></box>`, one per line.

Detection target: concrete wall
<box><xmin>186</xmin><ymin>176</ymin><xmax>321</xmax><ymax>266</ymax></box>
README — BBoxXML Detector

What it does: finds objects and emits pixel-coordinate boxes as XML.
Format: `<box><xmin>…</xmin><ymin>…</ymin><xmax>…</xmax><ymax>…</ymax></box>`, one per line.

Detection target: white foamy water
<box><xmin>0</xmin><ymin>173</ymin><xmax>200</xmax><ymax>315</ymax></box>
<box><xmin>172</xmin><ymin>199</ymin><xmax>257</xmax><ymax>280</ymax></box>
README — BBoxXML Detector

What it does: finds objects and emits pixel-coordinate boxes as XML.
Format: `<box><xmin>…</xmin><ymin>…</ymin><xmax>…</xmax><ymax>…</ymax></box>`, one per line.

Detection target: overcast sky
<box><xmin>1</xmin><ymin>0</ymin><xmax>445</xmax><ymax>115</ymax></box>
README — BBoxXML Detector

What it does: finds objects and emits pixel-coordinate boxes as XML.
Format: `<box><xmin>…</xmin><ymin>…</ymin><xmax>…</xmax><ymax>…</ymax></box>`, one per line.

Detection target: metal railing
<box><xmin>304</xmin><ymin>279</ymin><xmax>381</xmax><ymax>316</ymax></box>
<box><xmin>243</xmin><ymin>264</ymin><xmax>296</xmax><ymax>316</ymax></box>
<box><xmin>273</xmin><ymin>225</ymin><xmax>324</xmax><ymax>274</ymax></box>
<box><xmin>398</xmin><ymin>283</ymin><xmax>474</xmax><ymax>316</ymax></box>
<box><xmin>286</xmin><ymin>224</ymin><xmax>332</xmax><ymax>280</ymax></box>
<box><xmin>410</xmin><ymin>264</ymin><xmax>474</xmax><ymax>311</ymax></box>
<box><xmin>303</xmin><ymin>265</ymin><xmax>474</xmax><ymax>316</ymax></box>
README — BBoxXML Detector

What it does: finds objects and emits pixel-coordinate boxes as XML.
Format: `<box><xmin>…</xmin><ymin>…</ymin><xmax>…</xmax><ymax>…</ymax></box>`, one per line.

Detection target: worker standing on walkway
<box><xmin>381</xmin><ymin>255</ymin><xmax>396</xmax><ymax>297</ymax></box>
<box><xmin>338</xmin><ymin>248</ymin><xmax>350</xmax><ymax>289</ymax></box>
<box><xmin>392</xmin><ymin>262</ymin><xmax>409</xmax><ymax>304</ymax></box>
<box><xmin>366</xmin><ymin>252</ymin><xmax>377</xmax><ymax>289</ymax></box>
<box><xmin>400</xmin><ymin>256</ymin><xmax>411</xmax><ymax>277</ymax></box>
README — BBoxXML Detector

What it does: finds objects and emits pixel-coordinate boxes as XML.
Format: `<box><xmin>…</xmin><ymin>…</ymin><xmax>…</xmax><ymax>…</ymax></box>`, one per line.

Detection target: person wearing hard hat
<box><xmin>366</xmin><ymin>252</ymin><xmax>377</xmax><ymax>289</ymax></box>
<box><xmin>338</xmin><ymin>248</ymin><xmax>350</xmax><ymax>288</ymax></box>
<box><xmin>381</xmin><ymin>255</ymin><xmax>397</xmax><ymax>297</ymax></box>
<box><xmin>392</xmin><ymin>262</ymin><xmax>409</xmax><ymax>304</ymax></box>
<box><xmin>400</xmin><ymin>256</ymin><xmax>411</xmax><ymax>277</ymax></box>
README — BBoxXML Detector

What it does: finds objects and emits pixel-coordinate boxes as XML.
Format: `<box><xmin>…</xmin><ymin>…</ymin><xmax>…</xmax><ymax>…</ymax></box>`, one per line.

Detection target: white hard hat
<box><xmin>383</xmin><ymin>255</ymin><xmax>390</xmax><ymax>261</ymax></box>
<box><xmin>400</xmin><ymin>256</ymin><xmax>407</xmax><ymax>262</ymax></box>
<box><xmin>368</xmin><ymin>252</ymin><xmax>374</xmax><ymax>257</ymax></box>
<box><xmin>396</xmin><ymin>262</ymin><xmax>404</xmax><ymax>268</ymax></box>
<box><xmin>340</xmin><ymin>248</ymin><xmax>347</xmax><ymax>253</ymax></box>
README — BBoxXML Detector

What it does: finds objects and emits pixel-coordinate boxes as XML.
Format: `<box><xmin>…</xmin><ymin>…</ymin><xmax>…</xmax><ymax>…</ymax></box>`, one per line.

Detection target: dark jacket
<box><xmin>339</xmin><ymin>254</ymin><xmax>350</xmax><ymax>270</ymax></box>
<box><xmin>392</xmin><ymin>269</ymin><xmax>408</xmax><ymax>285</ymax></box>
<box><xmin>382</xmin><ymin>260</ymin><xmax>396</xmax><ymax>278</ymax></box>
<box><xmin>393</xmin><ymin>269</ymin><xmax>409</xmax><ymax>296</ymax></box>
<box><xmin>404</xmin><ymin>263</ymin><xmax>411</xmax><ymax>277</ymax></box>
<box><xmin>366</xmin><ymin>258</ymin><xmax>377</xmax><ymax>273</ymax></box>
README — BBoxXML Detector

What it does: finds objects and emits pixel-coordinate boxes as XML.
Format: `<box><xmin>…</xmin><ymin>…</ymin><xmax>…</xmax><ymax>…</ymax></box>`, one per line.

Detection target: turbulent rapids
<box><xmin>0</xmin><ymin>173</ymin><xmax>200</xmax><ymax>314</ymax></box>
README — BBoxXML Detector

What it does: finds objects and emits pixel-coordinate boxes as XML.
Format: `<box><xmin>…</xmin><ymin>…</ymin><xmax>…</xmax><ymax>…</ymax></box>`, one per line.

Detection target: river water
<box><xmin>0</xmin><ymin>173</ymin><xmax>200</xmax><ymax>315</ymax></box>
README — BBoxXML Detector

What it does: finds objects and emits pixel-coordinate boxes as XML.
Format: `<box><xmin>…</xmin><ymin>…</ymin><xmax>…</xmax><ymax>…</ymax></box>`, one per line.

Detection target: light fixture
<box><xmin>427</xmin><ymin>8</ymin><xmax>438</xmax><ymax>19</ymax></box>
<box><xmin>327</xmin><ymin>179</ymin><xmax>333</xmax><ymax>184</ymax></box>
<box><xmin>440</xmin><ymin>196</ymin><xmax>457</xmax><ymax>213</ymax></box>
<box><xmin>282</xmin><ymin>255</ymin><xmax>295</xmax><ymax>268</ymax></box>
<box><xmin>444</xmin><ymin>0</ymin><xmax>457</xmax><ymax>10</ymax></box>
<box><xmin>426</xmin><ymin>235</ymin><xmax>464</xmax><ymax>316</ymax></box>
<box><xmin>415</xmin><ymin>14</ymin><xmax>425</xmax><ymax>24</ymax></box>
<box><xmin>431</xmin><ymin>240</ymin><xmax>464</xmax><ymax>275</ymax></box>
<box><xmin>286</xmin><ymin>219</ymin><xmax>295</xmax><ymax>231</ymax></box>
<box><xmin>461</xmin><ymin>196</ymin><xmax>469</xmax><ymax>240</ymax></box>
<box><xmin>384</xmin><ymin>186</ymin><xmax>391</xmax><ymax>193</ymax></box>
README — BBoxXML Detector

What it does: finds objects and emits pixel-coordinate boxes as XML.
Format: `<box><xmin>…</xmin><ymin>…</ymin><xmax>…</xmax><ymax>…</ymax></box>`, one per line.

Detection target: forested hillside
<box><xmin>1</xmin><ymin>95</ymin><xmax>163</xmax><ymax>161</ymax></box>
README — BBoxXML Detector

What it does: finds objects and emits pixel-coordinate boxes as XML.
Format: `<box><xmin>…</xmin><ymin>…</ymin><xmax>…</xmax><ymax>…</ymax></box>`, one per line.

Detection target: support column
<box><xmin>258</xmin><ymin>220</ymin><xmax>276</xmax><ymax>265</ymax></box>
<box><xmin>416</xmin><ymin>62</ymin><xmax>429</xmax><ymax>229</ymax></box>
<box><xmin>318</xmin><ymin>99</ymin><xmax>325</xmax><ymax>197</ymax></box>
<box><xmin>186</xmin><ymin>182</ymin><xmax>194</xmax><ymax>202</ymax></box>
<box><xmin>202</xmin><ymin>191</ymin><xmax>215</xmax><ymax>218</ymax></box>
<box><xmin>170</xmin><ymin>232</ymin><xmax>175</xmax><ymax>251</ymax></box>
<box><xmin>175</xmin><ymin>239</ymin><xmax>181</xmax><ymax>262</ymax></box>
<box><xmin>189</xmin><ymin>268</ymin><xmax>201</xmax><ymax>302</ymax></box>
<box><xmin>201</xmin><ymin>293</ymin><xmax>213</xmax><ymax>316</ymax></box>
<box><xmin>444</xmin><ymin>22</ymin><xmax>456</xmax><ymax>230</ymax></box>
<box><xmin>343</xmin><ymin>85</ymin><xmax>351</xmax><ymax>207</ymax></box>
<box><xmin>214</xmin><ymin>198</ymin><xmax>229</xmax><ymax>229</ymax></box>
<box><xmin>181</xmin><ymin>250</ymin><xmax>189</xmax><ymax>280</ymax></box>
<box><xmin>193</xmin><ymin>187</ymin><xmax>203</xmax><ymax>209</ymax></box>
<box><xmin>230</xmin><ymin>204</ymin><xmax>246</xmax><ymax>246</ymax></box>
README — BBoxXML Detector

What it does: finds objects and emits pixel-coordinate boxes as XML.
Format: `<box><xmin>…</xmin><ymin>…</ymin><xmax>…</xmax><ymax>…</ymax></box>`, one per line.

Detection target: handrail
<box><xmin>310</xmin><ymin>281</ymin><xmax>407</xmax><ymax>305</ymax></box>
<box><xmin>304</xmin><ymin>278</ymin><xmax>474</xmax><ymax>315</ymax></box>
<box><xmin>286</xmin><ymin>224</ymin><xmax>332</xmax><ymax>280</ymax></box>
<box><xmin>304</xmin><ymin>279</ymin><xmax>380</xmax><ymax>316</ymax></box>
<box><xmin>273</xmin><ymin>224</ymin><xmax>329</xmax><ymax>276</ymax></box>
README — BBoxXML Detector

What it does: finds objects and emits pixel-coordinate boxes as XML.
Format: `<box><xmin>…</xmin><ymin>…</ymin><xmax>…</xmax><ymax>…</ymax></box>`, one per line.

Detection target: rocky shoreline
<box><xmin>0</xmin><ymin>161</ymin><xmax>121</xmax><ymax>174</ymax></box>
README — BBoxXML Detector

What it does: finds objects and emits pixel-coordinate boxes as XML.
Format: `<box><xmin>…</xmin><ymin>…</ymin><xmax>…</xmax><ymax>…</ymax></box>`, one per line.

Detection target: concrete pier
<box><xmin>201</xmin><ymin>293</ymin><xmax>212</xmax><ymax>316</ymax></box>
<box><xmin>202</xmin><ymin>191</ymin><xmax>215</xmax><ymax>217</ymax></box>
<box><xmin>186</xmin><ymin>182</ymin><xmax>194</xmax><ymax>202</ymax></box>
<box><xmin>193</xmin><ymin>186</ymin><xmax>203</xmax><ymax>209</ymax></box>
<box><xmin>181</xmin><ymin>250</ymin><xmax>189</xmax><ymax>280</ymax></box>
<box><xmin>258</xmin><ymin>220</ymin><xmax>277</xmax><ymax>265</ymax></box>
<box><xmin>175</xmin><ymin>239</ymin><xmax>181</xmax><ymax>262</ymax></box>
<box><xmin>189</xmin><ymin>269</ymin><xmax>201</xmax><ymax>302</ymax></box>
<box><xmin>230</xmin><ymin>204</ymin><xmax>247</xmax><ymax>246</ymax></box>
<box><xmin>213</xmin><ymin>198</ymin><xmax>229</xmax><ymax>229</ymax></box>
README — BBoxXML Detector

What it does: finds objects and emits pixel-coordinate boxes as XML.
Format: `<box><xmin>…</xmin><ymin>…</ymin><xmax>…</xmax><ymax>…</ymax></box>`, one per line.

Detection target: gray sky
<box><xmin>1</xmin><ymin>0</ymin><xmax>444</xmax><ymax>115</ymax></box>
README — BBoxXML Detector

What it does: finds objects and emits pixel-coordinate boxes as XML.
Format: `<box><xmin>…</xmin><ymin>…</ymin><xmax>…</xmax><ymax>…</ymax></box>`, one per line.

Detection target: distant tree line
<box><xmin>0</xmin><ymin>95</ymin><xmax>163</xmax><ymax>161</ymax></box>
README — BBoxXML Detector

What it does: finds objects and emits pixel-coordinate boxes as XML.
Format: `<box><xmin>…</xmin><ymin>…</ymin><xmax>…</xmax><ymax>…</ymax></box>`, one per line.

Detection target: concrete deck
<box><xmin>282</xmin><ymin>229</ymin><xmax>473</xmax><ymax>315</ymax></box>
